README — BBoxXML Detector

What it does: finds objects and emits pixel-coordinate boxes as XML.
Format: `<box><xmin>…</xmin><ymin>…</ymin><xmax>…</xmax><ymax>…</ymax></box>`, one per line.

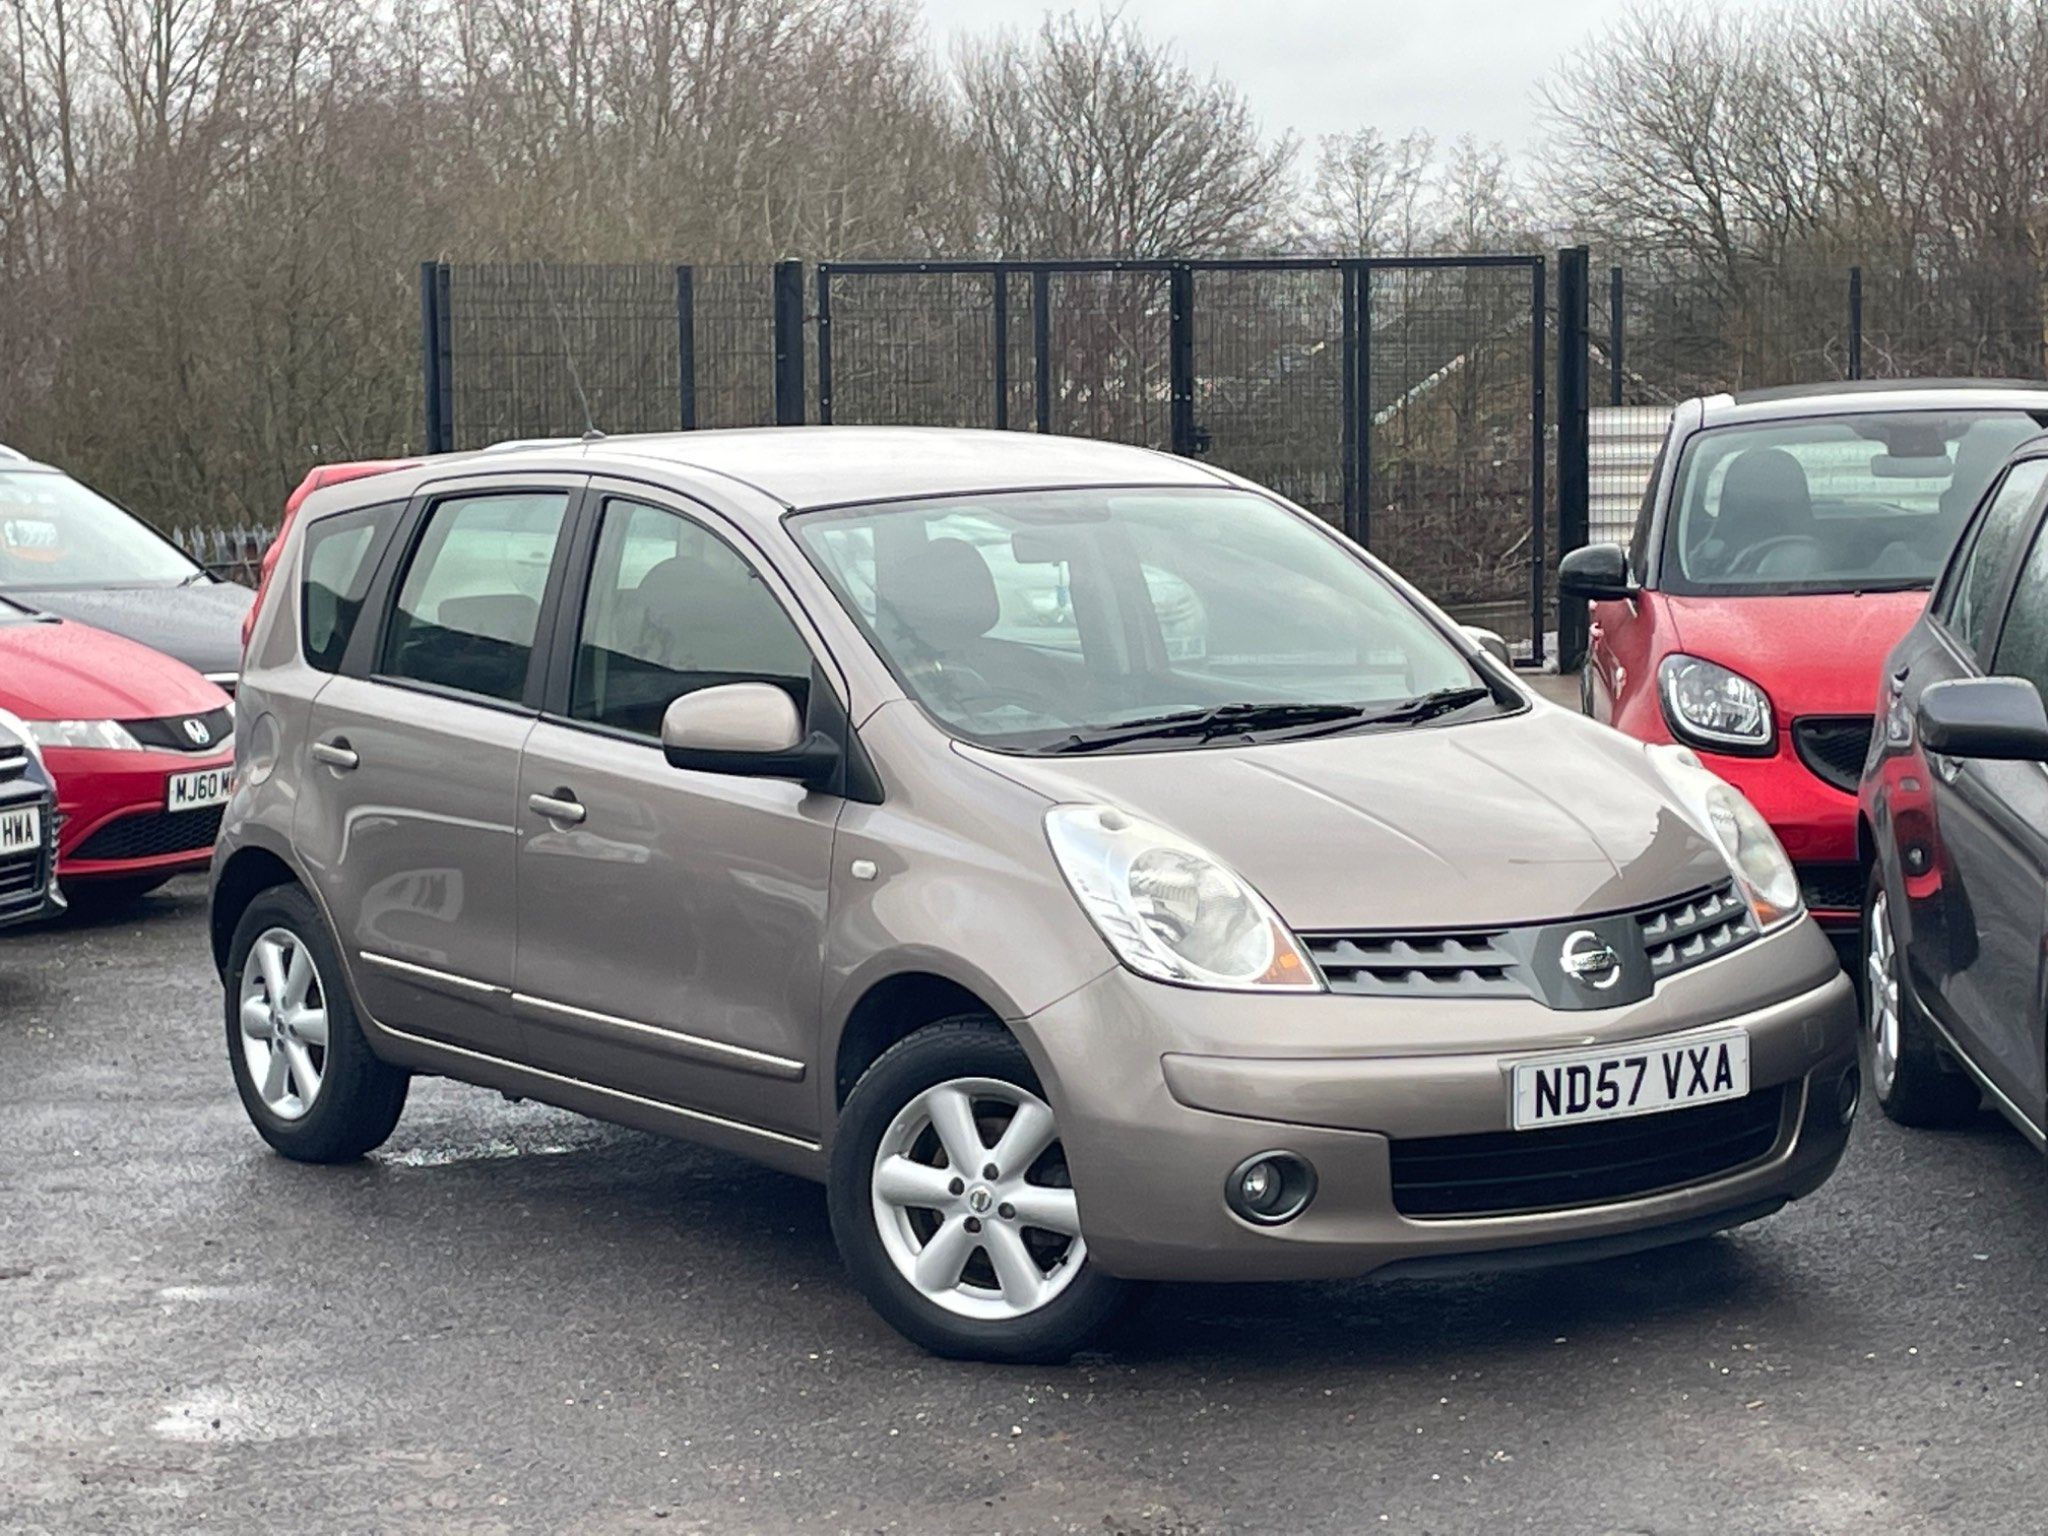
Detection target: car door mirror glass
<box><xmin>1558</xmin><ymin>543</ymin><xmax>1637</xmax><ymax>601</ymax></box>
<box><xmin>1916</xmin><ymin>676</ymin><xmax>2048</xmax><ymax>761</ymax></box>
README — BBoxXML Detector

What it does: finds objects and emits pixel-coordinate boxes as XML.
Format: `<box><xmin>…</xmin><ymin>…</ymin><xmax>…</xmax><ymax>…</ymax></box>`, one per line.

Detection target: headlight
<box><xmin>1648</xmin><ymin>745</ymin><xmax>1803</xmax><ymax>929</ymax></box>
<box><xmin>1658</xmin><ymin>654</ymin><xmax>1773</xmax><ymax>753</ymax></box>
<box><xmin>1044</xmin><ymin>804</ymin><xmax>1323</xmax><ymax>991</ymax></box>
<box><xmin>25</xmin><ymin>719</ymin><xmax>146</xmax><ymax>752</ymax></box>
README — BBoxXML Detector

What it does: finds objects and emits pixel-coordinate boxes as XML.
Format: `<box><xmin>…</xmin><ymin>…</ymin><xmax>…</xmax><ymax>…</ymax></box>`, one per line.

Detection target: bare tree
<box><xmin>953</xmin><ymin>8</ymin><xmax>1292</xmax><ymax>257</ymax></box>
<box><xmin>1295</xmin><ymin>128</ymin><xmax>1434</xmax><ymax>255</ymax></box>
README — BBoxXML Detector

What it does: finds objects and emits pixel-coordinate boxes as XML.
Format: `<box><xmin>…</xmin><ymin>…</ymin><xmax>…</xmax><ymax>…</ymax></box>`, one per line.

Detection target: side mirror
<box><xmin>661</xmin><ymin>683</ymin><xmax>838</xmax><ymax>789</ymax></box>
<box><xmin>1916</xmin><ymin>676</ymin><xmax>2048</xmax><ymax>761</ymax></box>
<box><xmin>1558</xmin><ymin>543</ymin><xmax>1637</xmax><ymax>602</ymax></box>
<box><xmin>1459</xmin><ymin>625</ymin><xmax>1512</xmax><ymax>666</ymax></box>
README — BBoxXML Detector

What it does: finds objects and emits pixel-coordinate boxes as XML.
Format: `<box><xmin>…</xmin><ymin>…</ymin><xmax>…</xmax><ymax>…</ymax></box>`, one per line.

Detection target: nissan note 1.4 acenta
<box><xmin>212</xmin><ymin>428</ymin><xmax>1859</xmax><ymax>1362</ymax></box>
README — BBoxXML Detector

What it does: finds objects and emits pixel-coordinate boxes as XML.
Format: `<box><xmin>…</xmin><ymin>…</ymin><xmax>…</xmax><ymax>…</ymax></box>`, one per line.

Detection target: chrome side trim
<box><xmin>359</xmin><ymin>950</ymin><xmax>505</xmax><ymax>999</ymax></box>
<box><xmin>373</xmin><ymin>1019</ymin><xmax>822</xmax><ymax>1153</ymax></box>
<box><xmin>512</xmin><ymin>992</ymin><xmax>806</xmax><ymax>1081</ymax></box>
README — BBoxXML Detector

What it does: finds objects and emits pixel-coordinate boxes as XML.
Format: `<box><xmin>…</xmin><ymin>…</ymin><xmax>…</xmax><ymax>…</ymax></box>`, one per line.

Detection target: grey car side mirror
<box><xmin>1558</xmin><ymin>543</ymin><xmax>1637</xmax><ymax>602</ymax></box>
<box><xmin>1459</xmin><ymin>626</ymin><xmax>1512</xmax><ymax>666</ymax></box>
<box><xmin>1916</xmin><ymin>676</ymin><xmax>2048</xmax><ymax>761</ymax></box>
<box><xmin>661</xmin><ymin>683</ymin><xmax>838</xmax><ymax>788</ymax></box>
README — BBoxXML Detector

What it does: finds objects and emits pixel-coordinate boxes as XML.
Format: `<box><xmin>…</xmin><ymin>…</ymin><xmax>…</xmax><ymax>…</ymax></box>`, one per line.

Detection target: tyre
<box><xmin>829</xmin><ymin>1018</ymin><xmax>1133</xmax><ymax>1363</ymax></box>
<box><xmin>1860</xmin><ymin>866</ymin><xmax>1979</xmax><ymax>1129</ymax></box>
<box><xmin>224</xmin><ymin>884</ymin><xmax>409</xmax><ymax>1162</ymax></box>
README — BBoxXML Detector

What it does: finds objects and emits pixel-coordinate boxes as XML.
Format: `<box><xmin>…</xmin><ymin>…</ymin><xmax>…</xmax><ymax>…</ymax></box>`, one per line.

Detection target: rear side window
<box><xmin>571</xmin><ymin>498</ymin><xmax>813</xmax><ymax>737</ymax></box>
<box><xmin>1992</xmin><ymin>517</ymin><xmax>2048</xmax><ymax>703</ymax></box>
<box><xmin>382</xmin><ymin>492</ymin><xmax>569</xmax><ymax>703</ymax></box>
<box><xmin>301</xmin><ymin>502</ymin><xmax>400</xmax><ymax>673</ymax></box>
<box><xmin>1935</xmin><ymin>459</ymin><xmax>2048</xmax><ymax>662</ymax></box>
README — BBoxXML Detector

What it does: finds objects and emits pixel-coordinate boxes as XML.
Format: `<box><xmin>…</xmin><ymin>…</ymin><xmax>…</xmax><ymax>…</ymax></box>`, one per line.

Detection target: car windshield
<box><xmin>792</xmin><ymin>486</ymin><xmax>1498</xmax><ymax>753</ymax></box>
<box><xmin>1662</xmin><ymin>409</ymin><xmax>2044</xmax><ymax>595</ymax></box>
<box><xmin>0</xmin><ymin>470</ymin><xmax>203</xmax><ymax>590</ymax></box>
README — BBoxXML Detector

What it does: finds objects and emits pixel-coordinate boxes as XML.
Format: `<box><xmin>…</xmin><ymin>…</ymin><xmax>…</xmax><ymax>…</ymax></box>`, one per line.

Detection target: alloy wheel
<box><xmin>869</xmin><ymin>1077</ymin><xmax>1085</xmax><ymax>1321</ymax></box>
<box><xmin>1864</xmin><ymin>889</ymin><xmax>1901</xmax><ymax>1098</ymax></box>
<box><xmin>238</xmin><ymin>927</ymin><xmax>329</xmax><ymax>1120</ymax></box>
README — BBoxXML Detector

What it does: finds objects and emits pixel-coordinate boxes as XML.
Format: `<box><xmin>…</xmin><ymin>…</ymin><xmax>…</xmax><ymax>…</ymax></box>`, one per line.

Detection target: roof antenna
<box><xmin>534</xmin><ymin>260</ymin><xmax>604</xmax><ymax>442</ymax></box>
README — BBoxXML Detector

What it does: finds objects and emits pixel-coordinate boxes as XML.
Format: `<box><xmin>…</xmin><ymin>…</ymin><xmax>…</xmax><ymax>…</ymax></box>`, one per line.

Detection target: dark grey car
<box><xmin>1859</xmin><ymin>434</ymin><xmax>2048</xmax><ymax>1150</ymax></box>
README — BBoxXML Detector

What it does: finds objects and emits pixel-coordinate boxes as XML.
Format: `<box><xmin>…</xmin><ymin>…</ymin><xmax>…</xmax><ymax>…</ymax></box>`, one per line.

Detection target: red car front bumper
<box><xmin>46</xmin><ymin>746</ymin><xmax>234</xmax><ymax>883</ymax></box>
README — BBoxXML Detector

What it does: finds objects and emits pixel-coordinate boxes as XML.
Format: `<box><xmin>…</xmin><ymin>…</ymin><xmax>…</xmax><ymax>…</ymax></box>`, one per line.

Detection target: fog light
<box><xmin>1225</xmin><ymin>1151</ymin><xmax>1316</xmax><ymax>1226</ymax></box>
<box><xmin>1835</xmin><ymin>1063</ymin><xmax>1862</xmax><ymax>1126</ymax></box>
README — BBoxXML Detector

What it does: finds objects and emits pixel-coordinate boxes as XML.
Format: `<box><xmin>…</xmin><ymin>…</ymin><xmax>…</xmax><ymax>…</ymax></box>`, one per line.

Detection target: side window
<box><xmin>1991</xmin><ymin>516</ymin><xmax>2048</xmax><ymax>703</ymax></box>
<box><xmin>1935</xmin><ymin>459</ymin><xmax>2048</xmax><ymax>661</ymax></box>
<box><xmin>382</xmin><ymin>491</ymin><xmax>569</xmax><ymax>703</ymax></box>
<box><xmin>301</xmin><ymin>501</ymin><xmax>401</xmax><ymax>674</ymax></box>
<box><xmin>571</xmin><ymin>498</ymin><xmax>813</xmax><ymax>737</ymax></box>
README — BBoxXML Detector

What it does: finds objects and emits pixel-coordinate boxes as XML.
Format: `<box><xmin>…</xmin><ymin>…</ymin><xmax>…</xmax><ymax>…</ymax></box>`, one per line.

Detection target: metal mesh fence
<box><xmin>446</xmin><ymin>263</ymin><xmax>681</xmax><ymax>448</ymax></box>
<box><xmin>1042</xmin><ymin>270</ymin><xmax>1172</xmax><ymax>449</ymax></box>
<box><xmin>824</xmin><ymin>270</ymin><xmax>1003</xmax><ymax>429</ymax></box>
<box><xmin>695</xmin><ymin>262</ymin><xmax>779</xmax><ymax>428</ymax></box>
<box><xmin>1191</xmin><ymin>266</ymin><xmax>1347</xmax><ymax>524</ymax></box>
<box><xmin>1366</xmin><ymin>264</ymin><xmax>1542</xmax><ymax>648</ymax></box>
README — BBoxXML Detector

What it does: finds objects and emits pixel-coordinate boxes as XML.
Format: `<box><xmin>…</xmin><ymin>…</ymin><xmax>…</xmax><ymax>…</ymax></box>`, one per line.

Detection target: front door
<box><xmin>512</xmin><ymin>489</ymin><xmax>840</xmax><ymax>1139</ymax></box>
<box><xmin>297</xmin><ymin>482</ymin><xmax>577</xmax><ymax>1055</ymax></box>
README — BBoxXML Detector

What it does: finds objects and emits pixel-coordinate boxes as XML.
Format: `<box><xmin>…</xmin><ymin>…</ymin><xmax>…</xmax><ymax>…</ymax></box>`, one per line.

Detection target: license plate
<box><xmin>0</xmin><ymin>805</ymin><xmax>39</xmax><ymax>855</ymax></box>
<box><xmin>1511</xmin><ymin>1028</ymin><xmax>1750</xmax><ymax>1131</ymax></box>
<box><xmin>167</xmin><ymin>767</ymin><xmax>232</xmax><ymax>812</ymax></box>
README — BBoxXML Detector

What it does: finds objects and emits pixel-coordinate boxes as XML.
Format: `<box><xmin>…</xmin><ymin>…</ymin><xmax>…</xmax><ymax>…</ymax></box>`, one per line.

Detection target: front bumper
<box><xmin>0</xmin><ymin>783</ymin><xmax>63</xmax><ymax>929</ymax></box>
<box><xmin>47</xmin><ymin>746</ymin><xmax>232</xmax><ymax>881</ymax></box>
<box><xmin>1022</xmin><ymin>918</ymin><xmax>1857</xmax><ymax>1282</ymax></box>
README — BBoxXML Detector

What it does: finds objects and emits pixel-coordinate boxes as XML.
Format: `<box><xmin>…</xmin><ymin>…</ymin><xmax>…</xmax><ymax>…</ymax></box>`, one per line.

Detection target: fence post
<box><xmin>675</xmin><ymin>265</ymin><xmax>696</xmax><ymax>431</ymax></box>
<box><xmin>991</xmin><ymin>268</ymin><xmax>1010</xmax><ymax>431</ymax></box>
<box><xmin>1341</xmin><ymin>266</ymin><xmax>1359</xmax><ymax>542</ymax></box>
<box><xmin>775</xmin><ymin>259</ymin><xmax>807</xmax><ymax>426</ymax></box>
<box><xmin>419</xmin><ymin>261</ymin><xmax>453</xmax><ymax>454</ymax></box>
<box><xmin>812</xmin><ymin>264</ymin><xmax>833</xmax><ymax>426</ymax></box>
<box><xmin>1557</xmin><ymin>247</ymin><xmax>1591</xmax><ymax>674</ymax></box>
<box><xmin>1031</xmin><ymin>270</ymin><xmax>1052</xmax><ymax>434</ymax></box>
<box><xmin>1847</xmin><ymin>265</ymin><xmax>1864</xmax><ymax>380</ymax></box>
<box><xmin>1608</xmin><ymin>265</ymin><xmax>1625</xmax><ymax>408</ymax></box>
<box><xmin>1168</xmin><ymin>264</ymin><xmax>1197</xmax><ymax>456</ymax></box>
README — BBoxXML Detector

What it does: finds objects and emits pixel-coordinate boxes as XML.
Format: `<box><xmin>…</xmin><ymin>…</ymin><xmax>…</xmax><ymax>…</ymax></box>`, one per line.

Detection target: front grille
<box><xmin>1793</xmin><ymin>715</ymin><xmax>1874</xmax><ymax>793</ymax></box>
<box><xmin>0</xmin><ymin>747</ymin><xmax>25</xmax><ymax>782</ymax></box>
<box><xmin>0</xmin><ymin>844</ymin><xmax>48</xmax><ymax>907</ymax></box>
<box><xmin>71</xmin><ymin>804</ymin><xmax>223</xmax><ymax>862</ymax></box>
<box><xmin>1389</xmin><ymin>1086</ymin><xmax>1788</xmax><ymax>1218</ymax></box>
<box><xmin>1637</xmin><ymin>882</ymin><xmax>1757</xmax><ymax>980</ymax></box>
<box><xmin>1798</xmin><ymin>862</ymin><xmax>1865</xmax><ymax>914</ymax></box>
<box><xmin>1304</xmin><ymin>930</ymin><xmax>1523</xmax><ymax>999</ymax></box>
<box><xmin>1306</xmin><ymin>879</ymin><xmax>1758</xmax><ymax>1006</ymax></box>
<box><xmin>121</xmin><ymin>707</ymin><xmax>234</xmax><ymax>754</ymax></box>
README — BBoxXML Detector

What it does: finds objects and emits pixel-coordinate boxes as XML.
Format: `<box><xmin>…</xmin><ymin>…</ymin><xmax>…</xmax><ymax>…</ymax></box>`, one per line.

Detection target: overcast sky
<box><xmin>917</xmin><ymin>0</ymin><xmax>1789</xmax><ymax>155</ymax></box>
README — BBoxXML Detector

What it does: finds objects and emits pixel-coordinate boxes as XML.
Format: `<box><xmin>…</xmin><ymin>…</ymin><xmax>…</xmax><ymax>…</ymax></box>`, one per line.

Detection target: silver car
<box><xmin>213</xmin><ymin>428</ymin><xmax>1859</xmax><ymax>1361</ymax></box>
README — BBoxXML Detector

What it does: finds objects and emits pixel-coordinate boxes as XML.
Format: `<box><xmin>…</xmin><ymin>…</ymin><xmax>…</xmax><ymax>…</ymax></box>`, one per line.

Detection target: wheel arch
<box><xmin>830</xmin><ymin>968</ymin><xmax>1017</xmax><ymax>1111</ymax></box>
<box><xmin>210</xmin><ymin>842</ymin><xmax>306</xmax><ymax>976</ymax></box>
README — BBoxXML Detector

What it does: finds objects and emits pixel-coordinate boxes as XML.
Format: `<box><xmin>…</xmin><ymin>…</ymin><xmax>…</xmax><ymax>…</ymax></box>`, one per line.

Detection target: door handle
<box><xmin>311</xmin><ymin>739</ymin><xmax>359</xmax><ymax>771</ymax></box>
<box><xmin>528</xmin><ymin>790</ymin><xmax>586</xmax><ymax>825</ymax></box>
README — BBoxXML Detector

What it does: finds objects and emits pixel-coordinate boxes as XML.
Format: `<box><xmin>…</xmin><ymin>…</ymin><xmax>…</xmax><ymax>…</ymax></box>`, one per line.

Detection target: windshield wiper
<box><xmin>1322</xmin><ymin>685</ymin><xmax>1495</xmax><ymax>732</ymax></box>
<box><xmin>1046</xmin><ymin>701</ymin><xmax>1371</xmax><ymax>754</ymax></box>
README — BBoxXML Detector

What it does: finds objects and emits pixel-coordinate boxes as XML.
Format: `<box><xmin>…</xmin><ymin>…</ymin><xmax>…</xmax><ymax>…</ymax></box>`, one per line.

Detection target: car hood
<box><xmin>962</xmin><ymin>704</ymin><xmax>1733</xmax><ymax>930</ymax></box>
<box><xmin>0</xmin><ymin>615</ymin><xmax>230</xmax><ymax>720</ymax></box>
<box><xmin>1663</xmin><ymin>591</ymin><xmax>1927</xmax><ymax>719</ymax></box>
<box><xmin>1</xmin><ymin>581</ymin><xmax>252</xmax><ymax>679</ymax></box>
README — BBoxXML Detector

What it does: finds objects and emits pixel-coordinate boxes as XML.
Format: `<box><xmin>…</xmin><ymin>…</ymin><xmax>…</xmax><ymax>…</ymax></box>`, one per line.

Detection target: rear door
<box><xmin>295</xmin><ymin>475</ymin><xmax>584</xmax><ymax>1055</ymax></box>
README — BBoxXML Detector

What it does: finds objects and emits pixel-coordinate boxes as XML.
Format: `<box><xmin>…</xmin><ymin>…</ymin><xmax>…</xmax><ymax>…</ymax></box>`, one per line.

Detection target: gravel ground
<box><xmin>1</xmin><ymin>875</ymin><xmax>2042</xmax><ymax>1535</ymax></box>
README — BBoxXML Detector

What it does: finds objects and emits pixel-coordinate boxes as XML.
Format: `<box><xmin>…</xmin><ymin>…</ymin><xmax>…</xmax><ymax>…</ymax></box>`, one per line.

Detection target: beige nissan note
<box><xmin>213</xmin><ymin>428</ymin><xmax>1859</xmax><ymax>1361</ymax></box>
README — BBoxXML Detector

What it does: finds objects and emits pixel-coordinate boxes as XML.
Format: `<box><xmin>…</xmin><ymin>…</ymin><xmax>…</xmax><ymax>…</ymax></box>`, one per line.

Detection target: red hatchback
<box><xmin>0</xmin><ymin>596</ymin><xmax>234</xmax><ymax>906</ymax></box>
<box><xmin>1565</xmin><ymin>381</ymin><xmax>2048</xmax><ymax>933</ymax></box>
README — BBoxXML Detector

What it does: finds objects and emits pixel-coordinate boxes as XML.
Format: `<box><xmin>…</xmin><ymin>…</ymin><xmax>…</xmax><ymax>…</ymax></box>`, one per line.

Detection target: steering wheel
<box><xmin>1726</xmin><ymin>535</ymin><xmax>1822</xmax><ymax>577</ymax></box>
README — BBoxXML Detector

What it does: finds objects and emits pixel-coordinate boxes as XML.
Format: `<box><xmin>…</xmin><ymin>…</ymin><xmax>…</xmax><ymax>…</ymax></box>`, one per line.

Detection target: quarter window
<box><xmin>301</xmin><ymin>502</ymin><xmax>400</xmax><ymax>673</ymax></box>
<box><xmin>1936</xmin><ymin>459</ymin><xmax>2048</xmax><ymax>661</ymax></box>
<box><xmin>382</xmin><ymin>491</ymin><xmax>569</xmax><ymax>703</ymax></box>
<box><xmin>571</xmin><ymin>498</ymin><xmax>812</xmax><ymax>737</ymax></box>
